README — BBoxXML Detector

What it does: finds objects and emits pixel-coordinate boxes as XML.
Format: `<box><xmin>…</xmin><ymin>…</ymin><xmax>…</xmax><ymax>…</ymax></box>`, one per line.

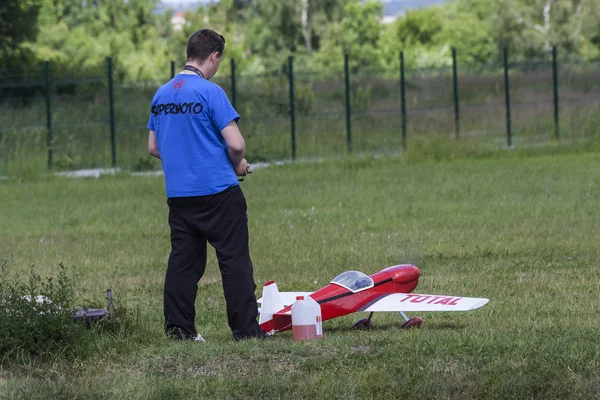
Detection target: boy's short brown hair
<box><xmin>186</xmin><ymin>29</ymin><xmax>226</xmax><ymax>63</ymax></box>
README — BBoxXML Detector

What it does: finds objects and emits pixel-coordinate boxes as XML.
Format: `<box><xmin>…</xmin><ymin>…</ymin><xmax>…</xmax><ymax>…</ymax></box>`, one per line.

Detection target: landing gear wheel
<box><xmin>352</xmin><ymin>318</ymin><xmax>374</xmax><ymax>330</ymax></box>
<box><xmin>400</xmin><ymin>317</ymin><xmax>423</xmax><ymax>329</ymax></box>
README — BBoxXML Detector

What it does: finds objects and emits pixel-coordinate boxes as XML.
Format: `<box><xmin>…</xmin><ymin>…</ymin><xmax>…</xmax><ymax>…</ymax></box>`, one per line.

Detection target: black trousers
<box><xmin>164</xmin><ymin>185</ymin><xmax>262</xmax><ymax>340</ymax></box>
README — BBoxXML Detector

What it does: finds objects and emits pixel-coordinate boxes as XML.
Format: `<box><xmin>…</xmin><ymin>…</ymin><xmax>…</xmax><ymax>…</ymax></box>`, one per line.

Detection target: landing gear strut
<box><xmin>352</xmin><ymin>312</ymin><xmax>374</xmax><ymax>330</ymax></box>
<box><xmin>352</xmin><ymin>311</ymin><xmax>423</xmax><ymax>330</ymax></box>
<box><xmin>399</xmin><ymin>311</ymin><xmax>423</xmax><ymax>329</ymax></box>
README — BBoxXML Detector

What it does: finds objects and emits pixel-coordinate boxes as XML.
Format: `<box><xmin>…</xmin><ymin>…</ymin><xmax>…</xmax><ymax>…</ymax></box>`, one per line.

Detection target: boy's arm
<box><xmin>221</xmin><ymin>120</ymin><xmax>248</xmax><ymax>176</ymax></box>
<box><xmin>148</xmin><ymin>130</ymin><xmax>160</xmax><ymax>159</ymax></box>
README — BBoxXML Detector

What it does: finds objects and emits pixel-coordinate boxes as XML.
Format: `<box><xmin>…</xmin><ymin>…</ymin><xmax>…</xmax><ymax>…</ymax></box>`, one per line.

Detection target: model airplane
<box><xmin>258</xmin><ymin>264</ymin><xmax>488</xmax><ymax>334</ymax></box>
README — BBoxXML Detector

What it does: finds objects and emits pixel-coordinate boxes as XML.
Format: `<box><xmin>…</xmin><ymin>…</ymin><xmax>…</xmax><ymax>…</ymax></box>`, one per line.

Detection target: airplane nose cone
<box><xmin>382</xmin><ymin>264</ymin><xmax>420</xmax><ymax>283</ymax></box>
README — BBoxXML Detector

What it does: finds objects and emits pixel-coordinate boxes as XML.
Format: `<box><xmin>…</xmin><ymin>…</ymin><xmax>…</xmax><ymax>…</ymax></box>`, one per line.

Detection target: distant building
<box><xmin>171</xmin><ymin>11</ymin><xmax>186</xmax><ymax>31</ymax></box>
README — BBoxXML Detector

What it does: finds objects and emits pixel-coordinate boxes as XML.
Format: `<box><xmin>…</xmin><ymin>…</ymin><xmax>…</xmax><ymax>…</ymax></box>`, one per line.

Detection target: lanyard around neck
<box><xmin>183</xmin><ymin>65</ymin><xmax>205</xmax><ymax>79</ymax></box>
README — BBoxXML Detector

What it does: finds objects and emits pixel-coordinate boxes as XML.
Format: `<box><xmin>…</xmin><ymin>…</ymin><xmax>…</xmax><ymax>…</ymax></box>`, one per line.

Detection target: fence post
<box><xmin>170</xmin><ymin>60</ymin><xmax>175</xmax><ymax>79</ymax></box>
<box><xmin>400</xmin><ymin>52</ymin><xmax>407</xmax><ymax>151</ymax></box>
<box><xmin>44</xmin><ymin>61</ymin><xmax>53</xmax><ymax>170</ymax></box>
<box><xmin>344</xmin><ymin>54</ymin><xmax>352</xmax><ymax>152</ymax></box>
<box><xmin>288</xmin><ymin>56</ymin><xmax>296</xmax><ymax>160</ymax></box>
<box><xmin>107</xmin><ymin>57</ymin><xmax>116</xmax><ymax>166</ymax></box>
<box><xmin>231</xmin><ymin>58</ymin><xmax>237</xmax><ymax>110</ymax></box>
<box><xmin>452</xmin><ymin>48</ymin><xmax>460</xmax><ymax>140</ymax></box>
<box><xmin>552</xmin><ymin>46</ymin><xmax>559</xmax><ymax>140</ymax></box>
<box><xmin>503</xmin><ymin>47</ymin><xmax>512</xmax><ymax>148</ymax></box>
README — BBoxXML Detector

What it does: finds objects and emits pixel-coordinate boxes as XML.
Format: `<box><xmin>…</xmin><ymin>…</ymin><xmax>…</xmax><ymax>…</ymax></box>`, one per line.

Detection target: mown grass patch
<box><xmin>0</xmin><ymin>148</ymin><xmax>599</xmax><ymax>398</ymax></box>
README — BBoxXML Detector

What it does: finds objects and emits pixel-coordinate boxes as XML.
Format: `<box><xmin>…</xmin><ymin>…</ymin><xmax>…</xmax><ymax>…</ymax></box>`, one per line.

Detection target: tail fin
<box><xmin>258</xmin><ymin>280</ymin><xmax>282</xmax><ymax>324</ymax></box>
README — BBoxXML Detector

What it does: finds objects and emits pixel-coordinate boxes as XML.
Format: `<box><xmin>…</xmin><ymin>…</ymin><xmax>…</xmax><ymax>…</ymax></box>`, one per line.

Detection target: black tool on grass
<box><xmin>72</xmin><ymin>288</ymin><xmax>113</xmax><ymax>327</ymax></box>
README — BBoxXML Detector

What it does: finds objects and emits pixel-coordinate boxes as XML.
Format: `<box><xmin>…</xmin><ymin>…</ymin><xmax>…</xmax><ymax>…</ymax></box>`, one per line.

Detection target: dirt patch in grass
<box><xmin>186</xmin><ymin>365</ymin><xmax>219</xmax><ymax>377</ymax></box>
<box><xmin>351</xmin><ymin>345</ymin><xmax>371</xmax><ymax>354</ymax></box>
<box><xmin>264</xmin><ymin>357</ymin><xmax>298</xmax><ymax>374</ymax></box>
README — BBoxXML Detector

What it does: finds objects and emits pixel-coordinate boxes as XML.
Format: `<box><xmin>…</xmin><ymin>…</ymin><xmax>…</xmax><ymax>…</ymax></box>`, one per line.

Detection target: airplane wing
<box><xmin>359</xmin><ymin>293</ymin><xmax>489</xmax><ymax>312</ymax></box>
<box><xmin>257</xmin><ymin>292</ymin><xmax>313</xmax><ymax>306</ymax></box>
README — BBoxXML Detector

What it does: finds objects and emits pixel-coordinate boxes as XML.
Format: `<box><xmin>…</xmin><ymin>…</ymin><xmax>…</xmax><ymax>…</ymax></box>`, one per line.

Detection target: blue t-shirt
<box><xmin>147</xmin><ymin>74</ymin><xmax>240</xmax><ymax>197</ymax></box>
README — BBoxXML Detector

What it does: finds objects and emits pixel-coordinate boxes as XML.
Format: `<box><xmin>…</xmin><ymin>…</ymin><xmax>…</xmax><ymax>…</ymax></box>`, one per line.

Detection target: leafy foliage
<box><xmin>0</xmin><ymin>0</ymin><xmax>41</xmax><ymax>68</ymax></box>
<box><xmin>2</xmin><ymin>0</ymin><xmax>600</xmax><ymax>79</ymax></box>
<box><xmin>20</xmin><ymin>0</ymin><xmax>178</xmax><ymax>82</ymax></box>
<box><xmin>0</xmin><ymin>260</ymin><xmax>144</xmax><ymax>363</ymax></box>
<box><xmin>0</xmin><ymin>261</ymin><xmax>86</xmax><ymax>360</ymax></box>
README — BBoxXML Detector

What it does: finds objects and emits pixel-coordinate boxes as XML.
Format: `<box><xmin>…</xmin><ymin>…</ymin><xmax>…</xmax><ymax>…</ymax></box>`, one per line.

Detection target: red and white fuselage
<box><xmin>259</xmin><ymin>265</ymin><xmax>420</xmax><ymax>333</ymax></box>
<box><xmin>258</xmin><ymin>264</ymin><xmax>488</xmax><ymax>334</ymax></box>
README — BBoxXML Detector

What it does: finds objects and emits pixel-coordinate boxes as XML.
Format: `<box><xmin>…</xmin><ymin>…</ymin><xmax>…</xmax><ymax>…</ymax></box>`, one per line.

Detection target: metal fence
<box><xmin>1</xmin><ymin>46</ymin><xmax>599</xmax><ymax>174</ymax></box>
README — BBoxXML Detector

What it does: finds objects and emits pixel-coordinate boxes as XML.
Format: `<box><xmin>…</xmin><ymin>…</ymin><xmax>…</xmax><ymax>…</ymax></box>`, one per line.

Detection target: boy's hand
<box><xmin>234</xmin><ymin>158</ymin><xmax>249</xmax><ymax>176</ymax></box>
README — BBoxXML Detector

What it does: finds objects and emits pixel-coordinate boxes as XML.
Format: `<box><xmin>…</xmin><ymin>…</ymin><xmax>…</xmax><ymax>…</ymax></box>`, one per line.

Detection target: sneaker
<box><xmin>167</xmin><ymin>327</ymin><xmax>205</xmax><ymax>342</ymax></box>
<box><xmin>194</xmin><ymin>334</ymin><xmax>206</xmax><ymax>343</ymax></box>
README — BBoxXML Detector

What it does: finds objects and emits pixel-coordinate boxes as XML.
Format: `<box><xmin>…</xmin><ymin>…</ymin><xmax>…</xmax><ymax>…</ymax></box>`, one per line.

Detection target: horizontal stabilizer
<box><xmin>360</xmin><ymin>293</ymin><xmax>489</xmax><ymax>312</ymax></box>
<box><xmin>257</xmin><ymin>292</ymin><xmax>313</xmax><ymax>307</ymax></box>
<box><xmin>257</xmin><ymin>277</ymin><xmax>313</xmax><ymax>325</ymax></box>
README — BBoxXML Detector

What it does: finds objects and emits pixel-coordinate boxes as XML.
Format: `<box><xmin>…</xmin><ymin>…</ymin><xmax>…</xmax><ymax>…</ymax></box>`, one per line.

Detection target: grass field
<box><xmin>0</xmin><ymin>146</ymin><xmax>599</xmax><ymax>399</ymax></box>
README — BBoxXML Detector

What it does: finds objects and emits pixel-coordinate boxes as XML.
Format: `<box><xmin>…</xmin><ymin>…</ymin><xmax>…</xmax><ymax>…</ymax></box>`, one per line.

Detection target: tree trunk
<box><xmin>301</xmin><ymin>0</ymin><xmax>311</xmax><ymax>54</ymax></box>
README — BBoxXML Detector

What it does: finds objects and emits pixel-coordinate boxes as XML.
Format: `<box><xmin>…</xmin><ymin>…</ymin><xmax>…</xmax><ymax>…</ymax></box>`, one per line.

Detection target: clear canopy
<box><xmin>330</xmin><ymin>271</ymin><xmax>374</xmax><ymax>292</ymax></box>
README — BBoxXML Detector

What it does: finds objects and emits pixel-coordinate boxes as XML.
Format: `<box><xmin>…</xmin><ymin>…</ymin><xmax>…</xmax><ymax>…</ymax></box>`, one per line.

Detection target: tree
<box><xmin>451</xmin><ymin>0</ymin><xmax>598</xmax><ymax>62</ymax></box>
<box><xmin>5</xmin><ymin>0</ymin><xmax>600</xmax><ymax>81</ymax></box>
<box><xmin>22</xmin><ymin>0</ymin><xmax>177</xmax><ymax>82</ymax></box>
<box><xmin>236</xmin><ymin>0</ymin><xmax>346</xmax><ymax>73</ymax></box>
<box><xmin>313</xmin><ymin>0</ymin><xmax>383</xmax><ymax>72</ymax></box>
<box><xmin>516</xmin><ymin>0</ymin><xmax>584</xmax><ymax>55</ymax></box>
<box><xmin>0</xmin><ymin>0</ymin><xmax>41</xmax><ymax>68</ymax></box>
<box><xmin>379</xmin><ymin>5</ymin><xmax>454</xmax><ymax>70</ymax></box>
<box><xmin>341</xmin><ymin>0</ymin><xmax>383</xmax><ymax>67</ymax></box>
<box><xmin>580</xmin><ymin>0</ymin><xmax>600</xmax><ymax>59</ymax></box>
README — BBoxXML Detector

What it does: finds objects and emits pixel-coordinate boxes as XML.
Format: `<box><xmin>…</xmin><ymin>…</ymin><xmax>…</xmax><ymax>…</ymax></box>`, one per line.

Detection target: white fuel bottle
<box><xmin>291</xmin><ymin>295</ymin><xmax>323</xmax><ymax>341</ymax></box>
